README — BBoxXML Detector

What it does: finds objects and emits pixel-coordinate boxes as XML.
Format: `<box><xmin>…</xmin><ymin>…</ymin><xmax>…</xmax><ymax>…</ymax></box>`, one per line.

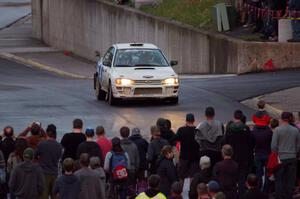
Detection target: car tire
<box><xmin>95</xmin><ymin>78</ymin><xmax>106</xmax><ymax>100</ymax></box>
<box><xmin>168</xmin><ymin>96</ymin><xmax>179</xmax><ymax>105</ymax></box>
<box><xmin>108</xmin><ymin>84</ymin><xmax>118</xmax><ymax>105</ymax></box>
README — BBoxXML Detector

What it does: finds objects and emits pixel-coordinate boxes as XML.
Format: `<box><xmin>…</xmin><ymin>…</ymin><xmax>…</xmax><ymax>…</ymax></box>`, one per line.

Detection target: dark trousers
<box><xmin>41</xmin><ymin>173</ymin><xmax>57</xmax><ymax>199</ymax></box>
<box><xmin>255</xmin><ymin>155</ymin><xmax>270</xmax><ymax>193</ymax></box>
<box><xmin>274</xmin><ymin>158</ymin><xmax>297</xmax><ymax>199</ymax></box>
<box><xmin>238</xmin><ymin>162</ymin><xmax>250</xmax><ymax>198</ymax></box>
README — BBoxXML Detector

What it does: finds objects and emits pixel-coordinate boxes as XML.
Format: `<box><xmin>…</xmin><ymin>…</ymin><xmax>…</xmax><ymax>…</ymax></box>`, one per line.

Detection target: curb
<box><xmin>241</xmin><ymin>96</ymin><xmax>283</xmax><ymax>118</ymax></box>
<box><xmin>0</xmin><ymin>52</ymin><xmax>91</xmax><ymax>79</ymax></box>
<box><xmin>0</xmin><ymin>3</ymin><xmax>30</xmax><ymax>6</ymax></box>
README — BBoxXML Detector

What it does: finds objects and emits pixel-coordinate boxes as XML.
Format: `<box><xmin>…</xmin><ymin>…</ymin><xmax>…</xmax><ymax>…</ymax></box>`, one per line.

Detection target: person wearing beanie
<box><xmin>53</xmin><ymin>158</ymin><xmax>81</xmax><ymax>199</ymax></box>
<box><xmin>9</xmin><ymin>147</ymin><xmax>45</xmax><ymax>199</ymax></box>
<box><xmin>76</xmin><ymin>128</ymin><xmax>103</xmax><ymax>165</ymax></box>
<box><xmin>252</xmin><ymin>100</ymin><xmax>271</xmax><ymax>127</ymax></box>
<box><xmin>174</xmin><ymin>113</ymin><xmax>200</xmax><ymax>180</ymax></box>
<box><xmin>61</xmin><ymin>119</ymin><xmax>86</xmax><ymax>161</ymax></box>
<box><xmin>35</xmin><ymin>124</ymin><xmax>63</xmax><ymax>199</ymax></box>
<box><xmin>271</xmin><ymin>112</ymin><xmax>300</xmax><ymax>199</ymax></box>
<box><xmin>207</xmin><ymin>180</ymin><xmax>220</xmax><ymax>198</ymax></box>
<box><xmin>213</xmin><ymin>145</ymin><xmax>239</xmax><ymax>199</ymax></box>
<box><xmin>129</xmin><ymin>128</ymin><xmax>149</xmax><ymax>180</ymax></box>
<box><xmin>189</xmin><ymin>156</ymin><xmax>212</xmax><ymax>199</ymax></box>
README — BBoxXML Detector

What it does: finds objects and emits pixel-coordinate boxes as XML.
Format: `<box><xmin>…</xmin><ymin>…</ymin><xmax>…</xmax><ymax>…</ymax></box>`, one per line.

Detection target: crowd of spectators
<box><xmin>0</xmin><ymin>100</ymin><xmax>300</xmax><ymax>199</ymax></box>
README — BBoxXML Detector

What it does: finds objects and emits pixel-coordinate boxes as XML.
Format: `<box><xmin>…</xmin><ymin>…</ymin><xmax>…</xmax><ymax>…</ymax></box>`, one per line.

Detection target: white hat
<box><xmin>200</xmin><ymin>156</ymin><xmax>211</xmax><ymax>169</ymax></box>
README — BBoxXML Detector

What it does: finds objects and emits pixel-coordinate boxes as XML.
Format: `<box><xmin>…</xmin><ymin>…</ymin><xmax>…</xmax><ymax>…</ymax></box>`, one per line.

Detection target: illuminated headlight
<box><xmin>115</xmin><ymin>78</ymin><xmax>134</xmax><ymax>86</ymax></box>
<box><xmin>162</xmin><ymin>78</ymin><xmax>179</xmax><ymax>85</ymax></box>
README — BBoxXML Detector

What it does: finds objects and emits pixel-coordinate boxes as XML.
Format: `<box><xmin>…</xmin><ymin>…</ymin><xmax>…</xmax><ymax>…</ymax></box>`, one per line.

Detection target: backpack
<box><xmin>110</xmin><ymin>151</ymin><xmax>128</xmax><ymax>182</ymax></box>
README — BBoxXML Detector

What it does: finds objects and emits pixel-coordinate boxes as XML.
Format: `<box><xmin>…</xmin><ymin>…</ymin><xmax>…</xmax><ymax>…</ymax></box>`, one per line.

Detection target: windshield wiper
<box><xmin>134</xmin><ymin>64</ymin><xmax>161</xmax><ymax>66</ymax></box>
<box><xmin>115</xmin><ymin>64</ymin><xmax>133</xmax><ymax>67</ymax></box>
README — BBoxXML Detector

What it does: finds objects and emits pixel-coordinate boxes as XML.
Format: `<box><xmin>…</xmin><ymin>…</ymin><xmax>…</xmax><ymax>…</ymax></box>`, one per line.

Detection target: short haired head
<box><xmin>270</xmin><ymin>118</ymin><xmax>279</xmax><ymax>129</ymax></box>
<box><xmin>171</xmin><ymin>182</ymin><xmax>183</xmax><ymax>195</ymax></box>
<box><xmin>111</xmin><ymin>137</ymin><xmax>123</xmax><ymax>152</ymax></box>
<box><xmin>131</xmin><ymin>128</ymin><xmax>141</xmax><ymax>136</ymax></box>
<box><xmin>96</xmin><ymin>126</ymin><xmax>105</xmax><ymax>136</ymax></box>
<box><xmin>207</xmin><ymin>180</ymin><xmax>220</xmax><ymax>193</ymax></box>
<box><xmin>151</xmin><ymin>125</ymin><xmax>161</xmax><ymax>136</ymax></box>
<box><xmin>73</xmin><ymin>119</ymin><xmax>83</xmax><ymax>129</ymax></box>
<box><xmin>186</xmin><ymin>113</ymin><xmax>195</xmax><ymax>122</ymax></box>
<box><xmin>197</xmin><ymin>183</ymin><xmax>208</xmax><ymax>195</ymax></box>
<box><xmin>200</xmin><ymin>156</ymin><xmax>211</xmax><ymax>169</ymax></box>
<box><xmin>85</xmin><ymin>128</ymin><xmax>95</xmax><ymax>138</ymax></box>
<box><xmin>79</xmin><ymin>153</ymin><xmax>90</xmax><ymax>167</ymax></box>
<box><xmin>31</xmin><ymin>123</ymin><xmax>40</xmax><ymax>136</ymax></box>
<box><xmin>161</xmin><ymin>145</ymin><xmax>173</xmax><ymax>157</ymax></box>
<box><xmin>120</xmin><ymin>126</ymin><xmax>130</xmax><ymax>138</ymax></box>
<box><xmin>63</xmin><ymin>158</ymin><xmax>75</xmax><ymax>172</ymax></box>
<box><xmin>148</xmin><ymin>174</ymin><xmax>161</xmax><ymax>189</ymax></box>
<box><xmin>90</xmin><ymin>157</ymin><xmax>101</xmax><ymax>169</ymax></box>
<box><xmin>23</xmin><ymin>147</ymin><xmax>34</xmax><ymax>161</ymax></box>
<box><xmin>257</xmin><ymin>100</ymin><xmax>265</xmax><ymax>109</ymax></box>
<box><xmin>46</xmin><ymin>124</ymin><xmax>57</xmax><ymax>138</ymax></box>
<box><xmin>3</xmin><ymin>126</ymin><xmax>14</xmax><ymax>137</ymax></box>
<box><xmin>222</xmin><ymin>144</ymin><xmax>233</xmax><ymax>157</ymax></box>
<box><xmin>165</xmin><ymin>119</ymin><xmax>172</xmax><ymax>129</ymax></box>
<box><xmin>246</xmin><ymin>173</ymin><xmax>258</xmax><ymax>187</ymax></box>
<box><xmin>234</xmin><ymin>110</ymin><xmax>244</xmax><ymax>120</ymax></box>
<box><xmin>156</xmin><ymin>118</ymin><xmax>166</xmax><ymax>129</ymax></box>
<box><xmin>281</xmin><ymin>112</ymin><xmax>292</xmax><ymax>122</ymax></box>
<box><xmin>205</xmin><ymin>107</ymin><xmax>215</xmax><ymax>118</ymax></box>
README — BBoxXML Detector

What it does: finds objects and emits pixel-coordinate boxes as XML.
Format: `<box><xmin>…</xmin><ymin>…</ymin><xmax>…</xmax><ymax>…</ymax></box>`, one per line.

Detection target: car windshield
<box><xmin>114</xmin><ymin>49</ymin><xmax>169</xmax><ymax>67</ymax></box>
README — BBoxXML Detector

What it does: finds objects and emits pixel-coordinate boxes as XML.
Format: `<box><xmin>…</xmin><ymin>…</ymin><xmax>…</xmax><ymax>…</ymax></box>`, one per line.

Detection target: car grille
<box><xmin>134</xmin><ymin>80</ymin><xmax>162</xmax><ymax>85</ymax></box>
<box><xmin>134</xmin><ymin>88</ymin><xmax>162</xmax><ymax>95</ymax></box>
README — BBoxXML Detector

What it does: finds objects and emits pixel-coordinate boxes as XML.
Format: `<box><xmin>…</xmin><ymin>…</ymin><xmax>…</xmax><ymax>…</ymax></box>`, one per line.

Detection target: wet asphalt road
<box><xmin>1</xmin><ymin>58</ymin><xmax>300</xmax><ymax>139</ymax></box>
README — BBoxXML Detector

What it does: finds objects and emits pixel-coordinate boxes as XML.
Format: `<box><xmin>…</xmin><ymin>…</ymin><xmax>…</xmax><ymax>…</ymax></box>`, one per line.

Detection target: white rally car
<box><xmin>93</xmin><ymin>43</ymin><xmax>179</xmax><ymax>105</ymax></box>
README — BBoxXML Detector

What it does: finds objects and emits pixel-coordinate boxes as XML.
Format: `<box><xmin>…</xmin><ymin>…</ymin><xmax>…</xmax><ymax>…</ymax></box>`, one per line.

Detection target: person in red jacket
<box><xmin>252</xmin><ymin>100</ymin><xmax>271</xmax><ymax>127</ymax></box>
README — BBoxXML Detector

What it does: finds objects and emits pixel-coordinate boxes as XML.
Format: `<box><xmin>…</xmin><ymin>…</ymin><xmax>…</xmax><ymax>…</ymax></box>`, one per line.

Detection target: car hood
<box><xmin>112</xmin><ymin>66</ymin><xmax>177</xmax><ymax>80</ymax></box>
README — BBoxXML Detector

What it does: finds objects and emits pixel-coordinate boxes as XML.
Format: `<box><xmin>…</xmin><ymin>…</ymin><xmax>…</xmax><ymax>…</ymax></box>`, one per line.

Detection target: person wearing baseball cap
<box><xmin>9</xmin><ymin>147</ymin><xmax>45</xmax><ymax>198</ymax></box>
<box><xmin>271</xmin><ymin>112</ymin><xmax>300</xmax><ymax>199</ymax></box>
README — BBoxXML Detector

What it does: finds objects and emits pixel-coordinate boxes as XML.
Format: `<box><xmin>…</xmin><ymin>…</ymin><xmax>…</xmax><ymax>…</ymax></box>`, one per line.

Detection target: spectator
<box><xmin>53</xmin><ymin>158</ymin><xmax>81</xmax><ymax>199</ymax></box>
<box><xmin>89</xmin><ymin>157</ymin><xmax>106</xmax><ymax>199</ymax></box>
<box><xmin>156</xmin><ymin>118</ymin><xmax>176</xmax><ymax>146</ymax></box>
<box><xmin>207</xmin><ymin>180</ymin><xmax>221</xmax><ymax>199</ymax></box>
<box><xmin>297</xmin><ymin>112</ymin><xmax>300</xmax><ymax>129</ymax></box>
<box><xmin>243</xmin><ymin>174</ymin><xmax>268</xmax><ymax>199</ymax></box>
<box><xmin>35</xmin><ymin>124</ymin><xmax>62</xmax><ymax>199</ymax></box>
<box><xmin>136</xmin><ymin>174</ymin><xmax>166</xmax><ymax>199</ymax></box>
<box><xmin>175</xmin><ymin>113</ymin><xmax>200</xmax><ymax>181</ymax></box>
<box><xmin>9</xmin><ymin>148</ymin><xmax>44</xmax><ymax>199</ymax></box>
<box><xmin>75</xmin><ymin>153</ymin><xmax>104</xmax><ymax>199</ymax></box>
<box><xmin>197</xmin><ymin>183</ymin><xmax>210</xmax><ymax>199</ymax></box>
<box><xmin>169</xmin><ymin>181</ymin><xmax>183</xmax><ymax>199</ymax></box>
<box><xmin>76</xmin><ymin>128</ymin><xmax>103</xmax><ymax>164</ymax></box>
<box><xmin>252</xmin><ymin>100</ymin><xmax>271</xmax><ymax>127</ymax></box>
<box><xmin>7</xmin><ymin>138</ymin><xmax>28</xmax><ymax>174</ymax></box>
<box><xmin>271</xmin><ymin>112</ymin><xmax>300</xmax><ymax>199</ymax></box>
<box><xmin>129</xmin><ymin>128</ymin><xmax>149</xmax><ymax>180</ymax></box>
<box><xmin>18</xmin><ymin>122</ymin><xmax>46</xmax><ymax>149</ymax></box>
<box><xmin>104</xmin><ymin>137</ymin><xmax>130</xmax><ymax>199</ymax></box>
<box><xmin>224</xmin><ymin>110</ymin><xmax>255</xmax><ymax>197</ymax></box>
<box><xmin>270</xmin><ymin>118</ymin><xmax>279</xmax><ymax>131</ymax></box>
<box><xmin>157</xmin><ymin>145</ymin><xmax>178</xmax><ymax>196</ymax></box>
<box><xmin>147</xmin><ymin>125</ymin><xmax>168</xmax><ymax>175</ymax></box>
<box><xmin>251</xmin><ymin>122</ymin><xmax>272</xmax><ymax>191</ymax></box>
<box><xmin>213</xmin><ymin>145</ymin><xmax>239</xmax><ymax>199</ymax></box>
<box><xmin>1</xmin><ymin>126</ymin><xmax>16</xmax><ymax>163</ymax></box>
<box><xmin>189</xmin><ymin>156</ymin><xmax>212</xmax><ymax>199</ymax></box>
<box><xmin>0</xmin><ymin>149</ymin><xmax>6</xmax><ymax>199</ymax></box>
<box><xmin>95</xmin><ymin>125</ymin><xmax>112</xmax><ymax>161</ymax></box>
<box><xmin>196</xmin><ymin>107</ymin><xmax>224</xmax><ymax>167</ymax></box>
<box><xmin>288</xmin><ymin>0</ymin><xmax>300</xmax><ymax>42</ymax></box>
<box><xmin>61</xmin><ymin>119</ymin><xmax>86</xmax><ymax>161</ymax></box>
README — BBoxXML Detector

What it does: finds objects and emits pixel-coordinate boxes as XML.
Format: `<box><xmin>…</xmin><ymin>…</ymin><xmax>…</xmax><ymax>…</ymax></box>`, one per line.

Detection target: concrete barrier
<box><xmin>32</xmin><ymin>0</ymin><xmax>300</xmax><ymax>74</ymax></box>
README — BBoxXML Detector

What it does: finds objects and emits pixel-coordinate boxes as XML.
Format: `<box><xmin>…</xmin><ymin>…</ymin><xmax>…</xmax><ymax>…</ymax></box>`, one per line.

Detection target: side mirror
<box><xmin>95</xmin><ymin>51</ymin><xmax>100</xmax><ymax>58</ymax></box>
<box><xmin>170</xmin><ymin>60</ymin><xmax>178</xmax><ymax>66</ymax></box>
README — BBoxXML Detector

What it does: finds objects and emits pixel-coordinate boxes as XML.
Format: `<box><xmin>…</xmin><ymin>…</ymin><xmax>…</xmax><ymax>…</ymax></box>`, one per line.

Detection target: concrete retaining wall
<box><xmin>32</xmin><ymin>0</ymin><xmax>300</xmax><ymax>74</ymax></box>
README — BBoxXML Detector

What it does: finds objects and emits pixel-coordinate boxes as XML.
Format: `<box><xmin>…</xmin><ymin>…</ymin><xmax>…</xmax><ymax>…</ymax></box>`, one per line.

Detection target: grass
<box><xmin>140</xmin><ymin>0</ymin><xmax>223</xmax><ymax>29</ymax></box>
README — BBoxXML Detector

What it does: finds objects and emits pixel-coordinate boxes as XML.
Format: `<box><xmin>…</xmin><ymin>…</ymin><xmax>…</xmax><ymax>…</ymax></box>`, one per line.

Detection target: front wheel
<box><xmin>168</xmin><ymin>96</ymin><xmax>179</xmax><ymax>105</ymax></box>
<box><xmin>107</xmin><ymin>84</ymin><xmax>118</xmax><ymax>105</ymax></box>
<box><xmin>95</xmin><ymin>78</ymin><xmax>106</xmax><ymax>100</ymax></box>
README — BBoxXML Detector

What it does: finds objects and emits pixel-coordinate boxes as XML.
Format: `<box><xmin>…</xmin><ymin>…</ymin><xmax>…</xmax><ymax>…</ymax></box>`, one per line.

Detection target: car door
<box><xmin>99</xmin><ymin>47</ymin><xmax>115</xmax><ymax>91</ymax></box>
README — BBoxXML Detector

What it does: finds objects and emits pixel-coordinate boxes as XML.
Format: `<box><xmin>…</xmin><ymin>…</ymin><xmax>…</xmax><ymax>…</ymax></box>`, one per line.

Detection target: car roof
<box><xmin>113</xmin><ymin>43</ymin><xmax>158</xmax><ymax>50</ymax></box>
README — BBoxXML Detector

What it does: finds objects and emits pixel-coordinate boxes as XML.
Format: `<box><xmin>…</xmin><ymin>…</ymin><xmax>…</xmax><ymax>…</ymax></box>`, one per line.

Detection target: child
<box><xmin>197</xmin><ymin>183</ymin><xmax>211</xmax><ymax>199</ymax></box>
<box><xmin>169</xmin><ymin>181</ymin><xmax>183</xmax><ymax>199</ymax></box>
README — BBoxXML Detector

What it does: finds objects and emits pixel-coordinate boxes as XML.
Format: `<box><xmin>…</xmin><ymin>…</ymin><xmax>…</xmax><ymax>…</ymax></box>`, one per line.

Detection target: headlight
<box><xmin>162</xmin><ymin>78</ymin><xmax>179</xmax><ymax>85</ymax></box>
<box><xmin>115</xmin><ymin>78</ymin><xmax>134</xmax><ymax>86</ymax></box>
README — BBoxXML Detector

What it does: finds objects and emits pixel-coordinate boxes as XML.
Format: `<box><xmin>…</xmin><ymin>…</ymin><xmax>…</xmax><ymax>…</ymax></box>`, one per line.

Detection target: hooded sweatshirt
<box><xmin>129</xmin><ymin>134</ymin><xmax>149</xmax><ymax>170</ymax></box>
<box><xmin>121</xmin><ymin>138</ymin><xmax>140</xmax><ymax>172</ymax></box>
<box><xmin>136</xmin><ymin>188</ymin><xmax>166</xmax><ymax>199</ymax></box>
<box><xmin>76</xmin><ymin>141</ymin><xmax>103</xmax><ymax>165</ymax></box>
<box><xmin>53</xmin><ymin>174</ymin><xmax>81</xmax><ymax>199</ymax></box>
<box><xmin>9</xmin><ymin>161</ymin><xmax>44</xmax><ymax>199</ymax></box>
<box><xmin>196</xmin><ymin>120</ymin><xmax>224</xmax><ymax>152</ymax></box>
<box><xmin>252</xmin><ymin>110</ymin><xmax>271</xmax><ymax>127</ymax></box>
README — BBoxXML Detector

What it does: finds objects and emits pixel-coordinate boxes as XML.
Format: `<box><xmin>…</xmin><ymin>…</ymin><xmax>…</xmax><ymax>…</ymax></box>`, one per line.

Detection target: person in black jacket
<box><xmin>156</xmin><ymin>118</ymin><xmax>176</xmax><ymax>146</ymax></box>
<box><xmin>129</xmin><ymin>128</ymin><xmax>149</xmax><ymax>180</ymax></box>
<box><xmin>157</xmin><ymin>145</ymin><xmax>178</xmax><ymax>197</ymax></box>
<box><xmin>243</xmin><ymin>174</ymin><xmax>268</xmax><ymax>199</ymax></box>
<box><xmin>224</xmin><ymin>110</ymin><xmax>255</xmax><ymax>198</ymax></box>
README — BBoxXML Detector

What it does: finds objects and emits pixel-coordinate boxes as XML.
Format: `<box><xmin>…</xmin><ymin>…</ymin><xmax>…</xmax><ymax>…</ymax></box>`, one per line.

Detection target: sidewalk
<box><xmin>242</xmin><ymin>87</ymin><xmax>300</xmax><ymax>118</ymax></box>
